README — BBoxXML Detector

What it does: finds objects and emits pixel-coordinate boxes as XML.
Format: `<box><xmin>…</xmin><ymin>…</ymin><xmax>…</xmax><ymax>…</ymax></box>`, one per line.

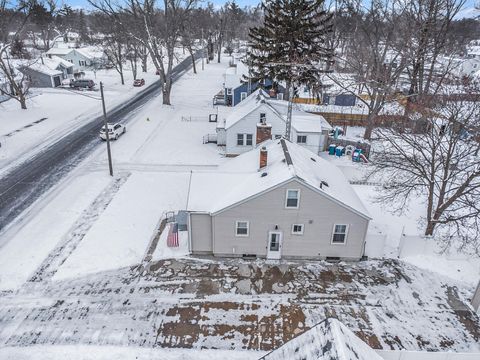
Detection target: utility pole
<box><xmin>201</xmin><ymin>28</ymin><xmax>205</xmax><ymax>71</ymax></box>
<box><xmin>100</xmin><ymin>82</ymin><xmax>113</xmax><ymax>176</ymax></box>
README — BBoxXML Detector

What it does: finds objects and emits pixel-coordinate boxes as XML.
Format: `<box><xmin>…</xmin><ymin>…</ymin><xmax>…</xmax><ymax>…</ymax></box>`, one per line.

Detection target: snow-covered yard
<box><xmin>0</xmin><ymin>54</ymin><xmax>478</xmax><ymax>358</ymax></box>
<box><xmin>0</xmin><ymin>54</ymin><xmax>186</xmax><ymax>176</ymax></box>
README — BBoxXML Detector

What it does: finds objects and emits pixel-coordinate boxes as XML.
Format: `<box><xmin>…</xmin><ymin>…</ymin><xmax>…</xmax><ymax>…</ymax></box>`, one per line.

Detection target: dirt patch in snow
<box><xmin>1</xmin><ymin>258</ymin><xmax>478</xmax><ymax>352</ymax></box>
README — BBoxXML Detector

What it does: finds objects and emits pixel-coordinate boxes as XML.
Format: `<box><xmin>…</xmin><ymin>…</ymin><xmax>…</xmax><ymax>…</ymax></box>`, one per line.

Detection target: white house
<box><xmin>450</xmin><ymin>57</ymin><xmax>480</xmax><ymax>78</ymax></box>
<box><xmin>187</xmin><ymin>138</ymin><xmax>371</xmax><ymax>261</ymax></box>
<box><xmin>45</xmin><ymin>46</ymin><xmax>105</xmax><ymax>71</ymax></box>
<box><xmin>216</xmin><ymin>89</ymin><xmax>332</xmax><ymax>156</ymax></box>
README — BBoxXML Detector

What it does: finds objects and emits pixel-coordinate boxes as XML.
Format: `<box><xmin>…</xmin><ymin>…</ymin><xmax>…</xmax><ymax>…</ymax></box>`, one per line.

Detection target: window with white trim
<box><xmin>226</xmin><ymin>88</ymin><xmax>233</xmax><ymax>95</ymax></box>
<box><xmin>291</xmin><ymin>224</ymin><xmax>304</xmax><ymax>235</ymax></box>
<box><xmin>237</xmin><ymin>133</ymin><xmax>253</xmax><ymax>146</ymax></box>
<box><xmin>235</xmin><ymin>221</ymin><xmax>249</xmax><ymax>236</ymax></box>
<box><xmin>297</xmin><ymin>135</ymin><xmax>307</xmax><ymax>144</ymax></box>
<box><xmin>240</xmin><ymin>92</ymin><xmax>247</xmax><ymax>101</ymax></box>
<box><xmin>332</xmin><ymin>224</ymin><xmax>348</xmax><ymax>244</ymax></box>
<box><xmin>277</xmin><ymin>93</ymin><xmax>284</xmax><ymax>100</ymax></box>
<box><xmin>285</xmin><ymin>189</ymin><xmax>300</xmax><ymax>208</ymax></box>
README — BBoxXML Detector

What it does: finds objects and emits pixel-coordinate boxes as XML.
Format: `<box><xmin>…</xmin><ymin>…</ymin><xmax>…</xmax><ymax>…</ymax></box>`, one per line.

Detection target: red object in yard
<box><xmin>167</xmin><ymin>222</ymin><xmax>179</xmax><ymax>247</ymax></box>
<box><xmin>133</xmin><ymin>79</ymin><xmax>145</xmax><ymax>87</ymax></box>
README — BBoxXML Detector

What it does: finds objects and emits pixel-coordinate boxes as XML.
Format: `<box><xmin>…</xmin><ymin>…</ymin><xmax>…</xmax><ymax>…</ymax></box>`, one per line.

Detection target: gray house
<box><xmin>187</xmin><ymin>139</ymin><xmax>370</xmax><ymax>260</ymax></box>
<box><xmin>19</xmin><ymin>63</ymin><xmax>63</xmax><ymax>88</ymax></box>
<box><xmin>19</xmin><ymin>57</ymin><xmax>74</xmax><ymax>88</ymax></box>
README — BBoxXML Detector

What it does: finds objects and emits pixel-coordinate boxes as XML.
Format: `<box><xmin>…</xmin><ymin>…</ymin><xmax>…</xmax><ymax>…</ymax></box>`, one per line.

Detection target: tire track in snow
<box><xmin>26</xmin><ymin>172</ymin><xmax>131</xmax><ymax>284</ymax></box>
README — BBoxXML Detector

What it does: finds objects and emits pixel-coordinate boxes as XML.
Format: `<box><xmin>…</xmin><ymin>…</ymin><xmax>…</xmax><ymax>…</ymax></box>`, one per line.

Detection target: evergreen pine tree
<box><xmin>246</xmin><ymin>0</ymin><xmax>333</xmax><ymax>95</ymax></box>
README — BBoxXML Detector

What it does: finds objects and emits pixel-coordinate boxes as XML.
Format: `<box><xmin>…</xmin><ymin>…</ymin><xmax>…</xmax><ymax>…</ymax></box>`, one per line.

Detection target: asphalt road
<box><xmin>0</xmin><ymin>54</ymin><xmax>199</xmax><ymax>233</ymax></box>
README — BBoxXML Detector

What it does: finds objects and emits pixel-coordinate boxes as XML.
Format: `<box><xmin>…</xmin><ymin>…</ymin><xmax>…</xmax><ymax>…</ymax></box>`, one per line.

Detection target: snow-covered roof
<box><xmin>42</xmin><ymin>56</ymin><xmax>73</xmax><ymax>70</ymax></box>
<box><xmin>222</xmin><ymin>89</ymin><xmax>332</xmax><ymax>133</ymax></box>
<box><xmin>224</xmin><ymin>61</ymin><xmax>249</xmax><ymax>88</ymax></box>
<box><xmin>260</xmin><ymin>318</ymin><xmax>383</xmax><ymax>360</ymax></box>
<box><xmin>45</xmin><ymin>47</ymin><xmax>74</xmax><ymax>56</ymax></box>
<box><xmin>187</xmin><ymin>139</ymin><xmax>370</xmax><ymax>218</ymax></box>
<box><xmin>18</xmin><ymin>58</ymin><xmax>63</xmax><ymax>77</ymax></box>
<box><xmin>76</xmin><ymin>46</ymin><xmax>105</xmax><ymax>60</ymax></box>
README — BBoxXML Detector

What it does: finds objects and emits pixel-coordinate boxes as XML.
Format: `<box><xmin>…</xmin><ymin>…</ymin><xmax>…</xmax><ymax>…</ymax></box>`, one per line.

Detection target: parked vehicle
<box><xmin>99</xmin><ymin>123</ymin><xmax>126</xmax><ymax>140</ymax></box>
<box><xmin>70</xmin><ymin>79</ymin><xmax>95</xmax><ymax>89</ymax></box>
<box><xmin>133</xmin><ymin>78</ymin><xmax>145</xmax><ymax>87</ymax></box>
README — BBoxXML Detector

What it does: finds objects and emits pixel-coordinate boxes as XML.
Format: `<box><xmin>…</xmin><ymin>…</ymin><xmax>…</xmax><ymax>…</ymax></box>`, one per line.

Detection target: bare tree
<box><xmin>0</xmin><ymin>1</ymin><xmax>34</xmax><ymax>109</ymax></box>
<box><xmin>401</xmin><ymin>0</ymin><xmax>465</xmax><ymax>101</ymax></box>
<box><xmin>369</xmin><ymin>80</ymin><xmax>480</xmax><ymax>255</ymax></box>
<box><xmin>327</xmin><ymin>0</ymin><xmax>407</xmax><ymax>140</ymax></box>
<box><xmin>89</xmin><ymin>0</ymin><xmax>198</xmax><ymax>105</ymax></box>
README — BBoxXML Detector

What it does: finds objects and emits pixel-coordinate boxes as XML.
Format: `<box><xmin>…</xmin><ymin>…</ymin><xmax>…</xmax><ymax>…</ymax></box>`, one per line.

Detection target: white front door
<box><xmin>267</xmin><ymin>231</ymin><xmax>282</xmax><ymax>260</ymax></box>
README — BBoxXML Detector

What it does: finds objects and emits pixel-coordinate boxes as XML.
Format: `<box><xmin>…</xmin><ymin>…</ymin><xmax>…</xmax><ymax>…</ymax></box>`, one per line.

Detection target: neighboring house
<box><xmin>187</xmin><ymin>138</ymin><xmax>370</xmax><ymax>261</ymax></box>
<box><xmin>44</xmin><ymin>56</ymin><xmax>74</xmax><ymax>79</ymax></box>
<box><xmin>450</xmin><ymin>57</ymin><xmax>480</xmax><ymax>78</ymax></box>
<box><xmin>18</xmin><ymin>56</ymin><xmax>74</xmax><ymax>88</ymax></box>
<box><xmin>216</xmin><ymin>89</ymin><xmax>332</xmax><ymax>156</ymax></box>
<box><xmin>259</xmin><ymin>318</ymin><xmax>383</xmax><ymax>360</ymax></box>
<box><xmin>223</xmin><ymin>57</ymin><xmax>285</xmax><ymax>106</ymax></box>
<box><xmin>45</xmin><ymin>47</ymin><xmax>105</xmax><ymax>71</ymax></box>
<box><xmin>19</xmin><ymin>64</ymin><xmax>62</xmax><ymax>88</ymax></box>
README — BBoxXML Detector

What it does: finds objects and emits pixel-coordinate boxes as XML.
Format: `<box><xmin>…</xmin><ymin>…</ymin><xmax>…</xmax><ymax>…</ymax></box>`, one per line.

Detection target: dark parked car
<box><xmin>133</xmin><ymin>78</ymin><xmax>145</xmax><ymax>87</ymax></box>
<box><xmin>70</xmin><ymin>79</ymin><xmax>95</xmax><ymax>89</ymax></box>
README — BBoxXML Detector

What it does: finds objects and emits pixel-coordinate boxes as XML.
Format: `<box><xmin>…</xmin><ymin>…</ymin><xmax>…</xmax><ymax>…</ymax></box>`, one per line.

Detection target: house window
<box><xmin>285</xmin><ymin>189</ymin><xmax>300</xmax><ymax>208</ymax></box>
<box><xmin>277</xmin><ymin>93</ymin><xmax>284</xmax><ymax>100</ymax></box>
<box><xmin>237</xmin><ymin>133</ymin><xmax>243</xmax><ymax>146</ymax></box>
<box><xmin>297</xmin><ymin>135</ymin><xmax>307</xmax><ymax>144</ymax></box>
<box><xmin>226</xmin><ymin>88</ymin><xmax>233</xmax><ymax>95</ymax></box>
<box><xmin>332</xmin><ymin>224</ymin><xmax>348</xmax><ymax>244</ymax></box>
<box><xmin>260</xmin><ymin>113</ymin><xmax>267</xmax><ymax>124</ymax></box>
<box><xmin>235</xmin><ymin>221</ymin><xmax>249</xmax><ymax>236</ymax></box>
<box><xmin>237</xmin><ymin>133</ymin><xmax>253</xmax><ymax>146</ymax></box>
<box><xmin>291</xmin><ymin>224</ymin><xmax>304</xmax><ymax>235</ymax></box>
<box><xmin>240</xmin><ymin>92</ymin><xmax>247</xmax><ymax>101</ymax></box>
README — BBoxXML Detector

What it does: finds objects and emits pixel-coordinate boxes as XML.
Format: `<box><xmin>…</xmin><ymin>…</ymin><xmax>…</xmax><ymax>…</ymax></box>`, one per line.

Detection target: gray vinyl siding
<box><xmin>20</xmin><ymin>68</ymin><xmax>58</xmax><ymax>88</ymax></box>
<box><xmin>211</xmin><ymin>179</ymin><xmax>369</xmax><ymax>260</ymax></box>
<box><xmin>190</xmin><ymin>213</ymin><xmax>213</xmax><ymax>254</ymax></box>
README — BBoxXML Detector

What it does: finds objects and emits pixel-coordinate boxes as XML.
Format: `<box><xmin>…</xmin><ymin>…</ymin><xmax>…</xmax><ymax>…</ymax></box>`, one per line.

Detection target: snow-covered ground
<box><xmin>0</xmin><ymin>345</ymin><xmax>262</xmax><ymax>360</ymax></box>
<box><xmin>0</xmin><ymin>54</ymin><xmax>186</xmax><ymax>177</ymax></box>
<box><xmin>0</xmin><ymin>54</ymin><xmax>478</xmax><ymax>357</ymax></box>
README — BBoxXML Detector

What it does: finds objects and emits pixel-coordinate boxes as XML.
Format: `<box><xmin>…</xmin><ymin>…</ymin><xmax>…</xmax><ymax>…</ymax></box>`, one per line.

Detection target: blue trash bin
<box><xmin>335</xmin><ymin>146</ymin><xmax>344</xmax><ymax>157</ymax></box>
<box><xmin>329</xmin><ymin>144</ymin><xmax>336</xmax><ymax>155</ymax></box>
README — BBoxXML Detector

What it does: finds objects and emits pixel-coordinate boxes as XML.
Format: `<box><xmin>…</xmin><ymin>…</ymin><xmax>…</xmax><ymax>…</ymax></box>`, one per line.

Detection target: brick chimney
<box><xmin>256</xmin><ymin>123</ymin><xmax>272</xmax><ymax>145</ymax></box>
<box><xmin>259</xmin><ymin>146</ymin><xmax>268</xmax><ymax>169</ymax></box>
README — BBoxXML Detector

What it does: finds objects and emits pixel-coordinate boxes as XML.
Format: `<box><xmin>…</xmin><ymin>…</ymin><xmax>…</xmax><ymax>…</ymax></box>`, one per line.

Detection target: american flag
<box><xmin>167</xmin><ymin>222</ymin><xmax>179</xmax><ymax>247</ymax></box>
